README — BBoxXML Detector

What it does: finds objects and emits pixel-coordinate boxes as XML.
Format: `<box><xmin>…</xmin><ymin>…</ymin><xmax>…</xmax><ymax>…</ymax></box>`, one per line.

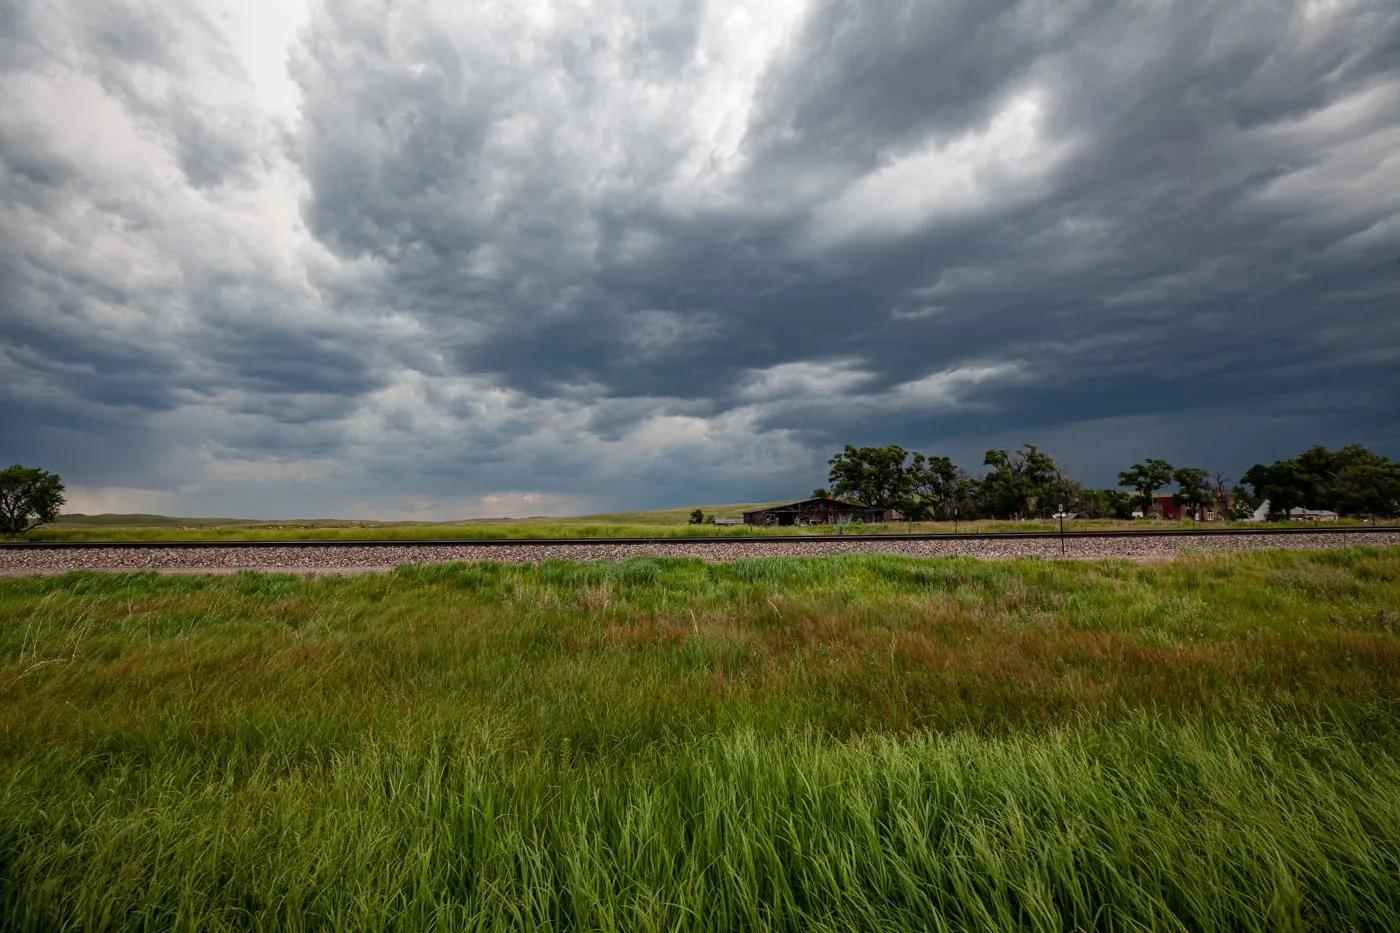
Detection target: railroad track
<box><xmin>5</xmin><ymin>524</ymin><xmax>1400</xmax><ymax>549</ymax></box>
<box><xmin>6</xmin><ymin>526</ymin><xmax>1400</xmax><ymax>575</ymax></box>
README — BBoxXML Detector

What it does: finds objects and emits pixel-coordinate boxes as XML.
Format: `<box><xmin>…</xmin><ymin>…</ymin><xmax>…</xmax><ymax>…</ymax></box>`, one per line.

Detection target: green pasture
<box><xmin>2</xmin><ymin>548</ymin><xmax>1398</xmax><ymax>930</ymax></box>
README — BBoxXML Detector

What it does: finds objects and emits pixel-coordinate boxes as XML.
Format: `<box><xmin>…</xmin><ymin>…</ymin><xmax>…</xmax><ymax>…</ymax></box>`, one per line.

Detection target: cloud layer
<box><xmin>3</xmin><ymin>0</ymin><xmax>1398</xmax><ymax>518</ymax></box>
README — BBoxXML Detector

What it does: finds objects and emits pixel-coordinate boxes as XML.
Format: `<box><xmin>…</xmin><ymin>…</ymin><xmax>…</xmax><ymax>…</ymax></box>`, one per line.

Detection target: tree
<box><xmin>1209</xmin><ymin>470</ymin><xmax>1232</xmax><ymax>521</ymax></box>
<box><xmin>1118</xmin><ymin>459</ymin><xmax>1174</xmax><ymax>515</ymax></box>
<box><xmin>1078</xmin><ymin>488</ymin><xmax>1135</xmax><ymax>519</ymax></box>
<box><xmin>981</xmin><ymin>445</ymin><xmax>1060</xmax><ymax>519</ymax></box>
<box><xmin>1230</xmin><ymin>484</ymin><xmax>1259</xmax><ymax>519</ymax></box>
<box><xmin>688</xmin><ymin>508</ymin><xmax>705</xmax><ymax>525</ymax></box>
<box><xmin>1050</xmin><ymin>465</ymin><xmax>1085</xmax><ymax>515</ymax></box>
<box><xmin>0</xmin><ymin>464</ymin><xmax>66</xmax><ymax>538</ymax></box>
<box><xmin>951</xmin><ymin>471</ymin><xmax>981</xmax><ymax>521</ymax></box>
<box><xmin>810</xmin><ymin>488</ymin><xmax>830</xmax><ymax>500</ymax></box>
<box><xmin>1295</xmin><ymin>445</ymin><xmax>1337</xmax><ymax>506</ymax></box>
<box><xmin>1172</xmin><ymin>467</ymin><xmax>1211</xmax><ymax>520</ymax></box>
<box><xmin>827</xmin><ymin>445</ymin><xmax>916</xmax><ymax>511</ymax></box>
<box><xmin>1241</xmin><ymin>460</ymin><xmax>1306</xmax><ymax>517</ymax></box>
<box><xmin>906</xmin><ymin>453</ymin><xmax>959</xmax><ymax>520</ymax></box>
<box><xmin>1245</xmin><ymin>444</ymin><xmax>1400</xmax><ymax>518</ymax></box>
<box><xmin>1329</xmin><ymin>444</ymin><xmax>1400</xmax><ymax>516</ymax></box>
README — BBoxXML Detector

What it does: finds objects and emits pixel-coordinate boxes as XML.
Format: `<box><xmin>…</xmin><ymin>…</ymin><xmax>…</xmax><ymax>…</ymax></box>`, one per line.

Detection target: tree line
<box><xmin>1240</xmin><ymin>444</ymin><xmax>1400</xmax><ymax>518</ymax></box>
<box><xmin>1</xmin><ymin>443</ymin><xmax>1397</xmax><ymax>539</ymax></box>
<box><xmin>817</xmin><ymin>443</ymin><xmax>1400</xmax><ymax>521</ymax></box>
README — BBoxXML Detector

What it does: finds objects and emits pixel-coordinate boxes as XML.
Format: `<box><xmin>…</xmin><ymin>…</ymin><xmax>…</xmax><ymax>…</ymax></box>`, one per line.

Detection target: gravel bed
<box><xmin>3</xmin><ymin>532</ymin><xmax>1399</xmax><ymax>576</ymax></box>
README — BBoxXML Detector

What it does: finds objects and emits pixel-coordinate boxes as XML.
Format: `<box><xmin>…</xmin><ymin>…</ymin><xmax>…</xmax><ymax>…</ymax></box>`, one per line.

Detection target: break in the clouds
<box><xmin>2</xmin><ymin>0</ymin><xmax>1398</xmax><ymax>519</ymax></box>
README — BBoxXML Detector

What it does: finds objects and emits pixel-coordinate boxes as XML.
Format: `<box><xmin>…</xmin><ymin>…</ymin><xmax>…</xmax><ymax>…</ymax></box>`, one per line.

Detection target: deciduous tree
<box><xmin>0</xmin><ymin>464</ymin><xmax>66</xmax><ymax>538</ymax></box>
<box><xmin>1118</xmin><ymin>459</ymin><xmax>1174</xmax><ymax>515</ymax></box>
<box><xmin>1077</xmin><ymin>488</ymin><xmax>1134</xmax><ymax>519</ymax></box>
<box><xmin>1172</xmin><ymin>467</ymin><xmax>1211</xmax><ymax>520</ymax></box>
<box><xmin>1328</xmin><ymin>444</ymin><xmax>1400</xmax><ymax>516</ymax></box>
<box><xmin>1244</xmin><ymin>446</ymin><xmax>1400</xmax><ymax>518</ymax></box>
<box><xmin>906</xmin><ymin>453</ymin><xmax>959</xmax><ymax>520</ymax></box>
<box><xmin>982</xmin><ymin>445</ymin><xmax>1060</xmax><ymax>519</ymax></box>
<box><xmin>951</xmin><ymin>471</ymin><xmax>981</xmax><ymax>521</ymax></box>
<box><xmin>1210</xmin><ymin>470</ymin><xmax>1232</xmax><ymax>520</ymax></box>
<box><xmin>1050</xmin><ymin>466</ymin><xmax>1084</xmax><ymax>515</ymax></box>
<box><xmin>1230</xmin><ymin>484</ymin><xmax>1259</xmax><ymax>518</ymax></box>
<box><xmin>827</xmin><ymin>445</ymin><xmax>915</xmax><ymax>511</ymax></box>
<box><xmin>1241</xmin><ymin>460</ymin><xmax>1307</xmax><ymax>517</ymax></box>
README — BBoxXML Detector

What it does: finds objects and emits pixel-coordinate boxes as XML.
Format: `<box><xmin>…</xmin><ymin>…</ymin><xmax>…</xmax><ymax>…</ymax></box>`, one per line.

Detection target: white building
<box><xmin>1288</xmin><ymin>507</ymin><xmax>1339</xmax><ymax>522</ymax></box>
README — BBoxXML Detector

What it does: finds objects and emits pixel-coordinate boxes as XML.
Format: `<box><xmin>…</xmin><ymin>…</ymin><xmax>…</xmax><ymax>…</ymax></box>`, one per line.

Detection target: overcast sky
<box><xmin>3</xmin><ymin>0</ymin><xmax>1398</xmax><ymax>519</ymax></box>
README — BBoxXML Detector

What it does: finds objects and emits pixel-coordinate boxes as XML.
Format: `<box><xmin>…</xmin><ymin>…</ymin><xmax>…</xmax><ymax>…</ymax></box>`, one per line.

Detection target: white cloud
<box><xmin>203</xmin><ymin>0</ymin><xmax>313</xmax><ymax>118</ymax></box>
<box><xmin>654</xmin><ymin>0</ymin><xmax>810</xmax><ymax>214</ymax></box>
<box><xmin>887</xmin><ymin>362</ymin><xmax>1025</xmax><ymax>408</ymax></box>
<box><xmin>805</xmin><ymin>92</ymin><xmax>1072</xmax><ymax>249</ymax></box>
<box><xmin>1251</xmin><ymin>80</ymin><xmax>1400</xmax><ymax>245</ymax></box>
<box><xmin>737</xmin><ymin>360</ymin><xmax>875</xmax><ymax>401</ymax></box>
<box><xmin>735</xmin><ymin>358</ymin><xmax>1025</xmax><ymax>422</ymax></box>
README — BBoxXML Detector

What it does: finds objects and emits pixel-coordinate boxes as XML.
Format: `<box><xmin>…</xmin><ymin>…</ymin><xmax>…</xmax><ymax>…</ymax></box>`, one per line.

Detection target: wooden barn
<box><xmin>741</xmin><ymin>497</ymin><xmax>884</xmax><ymax>526</ymax></box>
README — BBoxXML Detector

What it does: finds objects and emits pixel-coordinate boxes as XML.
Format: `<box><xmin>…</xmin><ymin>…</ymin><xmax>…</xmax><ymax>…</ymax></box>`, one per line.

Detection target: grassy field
<box><xmin>31</xmin><ymin>505</ymin><xmax>1343</xmax><ymax>541</ymax></box>
<box><xmin>48</xmin><ymin>502</ymin><xmax>792</xmax><ymax>529</ymax></box>
<box><xmin>2</xmin><ymin>548</ymin><xmax>1399</xmax><ymax>929</ymax></box>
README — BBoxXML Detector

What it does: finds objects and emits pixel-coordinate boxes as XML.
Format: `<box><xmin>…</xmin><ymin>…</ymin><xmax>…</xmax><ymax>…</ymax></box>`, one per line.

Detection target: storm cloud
<box><xmin>2</xmin><ymin>0</ymin><xmax>1398</xmax><ymax>518</ymax></box>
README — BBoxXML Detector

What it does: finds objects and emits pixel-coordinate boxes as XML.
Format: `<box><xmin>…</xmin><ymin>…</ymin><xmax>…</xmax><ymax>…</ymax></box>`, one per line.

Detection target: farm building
<box><xmin>1289</xmin><ymin>507</ymin><xmax>1339</xmax><ymax>522</ymax></box>
<box><xmin>1140</xmin><ymin>493</ymin><xmax>1230</xmax><ymax>522</ymax></box>
<box><xmin>742</xmin><ymin>497</ymin><xmax>884</xmax><ymax>526</ymax></box>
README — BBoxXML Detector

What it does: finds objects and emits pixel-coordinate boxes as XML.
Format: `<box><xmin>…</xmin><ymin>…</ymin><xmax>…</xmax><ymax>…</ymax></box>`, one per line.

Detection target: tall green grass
<box><xmin>2</xmin><ymin>549</ymin><xmax>1399</xmax><ymax>929</ymax></box>
<box><xmin>4</xmin><ymin>719</ymin><xmax>1398</xmax><ymax>931</ymax></box>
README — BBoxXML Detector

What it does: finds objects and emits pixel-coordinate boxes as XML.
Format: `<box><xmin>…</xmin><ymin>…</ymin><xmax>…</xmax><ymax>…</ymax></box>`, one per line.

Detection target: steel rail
<box><xmin>4</xmin><ymin>525</ymin><xmax>1399</xmax><ymax>549</ymax></box>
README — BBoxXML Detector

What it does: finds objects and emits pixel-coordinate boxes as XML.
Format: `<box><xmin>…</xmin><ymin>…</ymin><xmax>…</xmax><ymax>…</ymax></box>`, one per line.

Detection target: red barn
<box><xmin>1143</xmin><ymin>494</ymin><xmax>1227</xmax><ymax>522</ymax></box>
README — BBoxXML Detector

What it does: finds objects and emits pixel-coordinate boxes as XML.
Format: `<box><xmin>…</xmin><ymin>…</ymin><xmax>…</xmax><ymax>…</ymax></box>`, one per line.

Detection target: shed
<box><xmin>741</xmin><ymin>497</ymin><xmax>884</xmax><ymax>526</ymax></box>
<box><xmin>1288</xmin><ymin>507</ymin><xmax>1339</xmax><ymax>522</ymax></box>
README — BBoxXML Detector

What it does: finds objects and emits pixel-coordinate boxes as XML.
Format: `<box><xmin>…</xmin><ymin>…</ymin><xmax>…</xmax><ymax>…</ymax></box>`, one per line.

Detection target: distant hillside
<box><xmin>55</xmin><ymin>514</ymin><xmax>258</xmax><ymax>528</ymax></box>
<box><xmin>53</xmin><ymin>501</ymin><xmax>786</xmax><ymax>529</ymax></box>
<box><xmin>498</xmin><ymin>501</ymin><xmax>783</xmax><ymax>526</ymax></box>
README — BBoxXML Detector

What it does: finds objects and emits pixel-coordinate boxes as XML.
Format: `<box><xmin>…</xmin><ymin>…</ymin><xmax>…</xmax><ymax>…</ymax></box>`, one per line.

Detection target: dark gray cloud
<box><xmin>2</xmin><ymin>0</ymin><xmax>1398</xmax><ymax>518</ymax></box>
